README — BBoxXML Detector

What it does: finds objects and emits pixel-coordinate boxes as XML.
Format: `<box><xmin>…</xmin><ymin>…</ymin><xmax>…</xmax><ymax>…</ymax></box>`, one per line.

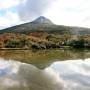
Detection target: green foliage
<box><xmin>69</xmin><ymin>39</ymin><xmax>86</xmax><ymax>48</ymax></box>
<box><xmin>5</xmin><ymin>40</ymin><xmax>21</xmax><ymax>48</ymax></box>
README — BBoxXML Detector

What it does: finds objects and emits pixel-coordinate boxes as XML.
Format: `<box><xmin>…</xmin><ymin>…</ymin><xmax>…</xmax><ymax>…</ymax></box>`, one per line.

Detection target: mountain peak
<box><xmin>38</xmin><ymin>16</ymin><xmax>47</xmax><ymax>19</ymax></box>
<box><xmin>31</xmin><ymin>16</ymin><xmax>53</xmax><ymax>24</ymax></box>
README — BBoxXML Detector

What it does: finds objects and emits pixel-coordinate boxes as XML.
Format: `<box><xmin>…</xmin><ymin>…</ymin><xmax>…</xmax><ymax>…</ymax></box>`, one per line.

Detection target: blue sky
<box><xmin>0</xmin><ymin>0</ymin><xmax>90</xmax><ymax>29</ymax></box>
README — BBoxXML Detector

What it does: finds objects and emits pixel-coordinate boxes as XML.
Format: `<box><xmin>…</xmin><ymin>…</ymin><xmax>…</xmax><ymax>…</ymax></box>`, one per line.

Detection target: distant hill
<box><xmin>0</xmin><ymin>16</ymin><xmax>90</xmax><ymax>35</ymax></box>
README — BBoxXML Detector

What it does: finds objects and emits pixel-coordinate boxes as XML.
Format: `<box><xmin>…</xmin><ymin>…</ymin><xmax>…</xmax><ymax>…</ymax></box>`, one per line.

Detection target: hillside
<box><xmin>0</xmin><ymin>24</ymin><xmax>70</xmax><ymax>34</ymax></box>
<box><xmin>0</xmin><ymin>16</ymin><xmax>90</xmax><ymax>35</ymax></box>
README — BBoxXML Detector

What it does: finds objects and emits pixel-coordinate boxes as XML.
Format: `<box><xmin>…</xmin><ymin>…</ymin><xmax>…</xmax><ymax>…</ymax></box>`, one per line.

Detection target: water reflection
<box><xmin>0</xmin><ymin>49</ymin><xmax>90</xmax><ymax>69</ymax></box>
<box><xmin>45</xmin><ymin>59</ymin><xmax>90</xmax><ymax>90</ymax></box>
<box><xmin>0</xmin><ymin>58</ymin><xmax>90</xmax><ymax>90</ymax></box>
<box><xmin>0</xmin><ymin>59</ymin><xmax>64</xmax><ymax>90</ymax></box>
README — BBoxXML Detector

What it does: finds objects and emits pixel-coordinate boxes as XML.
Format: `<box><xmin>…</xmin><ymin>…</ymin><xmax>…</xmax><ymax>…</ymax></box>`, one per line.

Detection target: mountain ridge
<box><xmin>0</xmin><ymin>16</ymin><xmax>90</xmax><ymax>35</ymax></box>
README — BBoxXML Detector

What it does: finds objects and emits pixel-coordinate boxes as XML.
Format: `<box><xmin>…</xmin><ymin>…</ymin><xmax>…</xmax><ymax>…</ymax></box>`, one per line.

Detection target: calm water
<box><xmin>0</xmin><ymin>49</ymin><xmax>90</xmax><ymax>90</ymax></box>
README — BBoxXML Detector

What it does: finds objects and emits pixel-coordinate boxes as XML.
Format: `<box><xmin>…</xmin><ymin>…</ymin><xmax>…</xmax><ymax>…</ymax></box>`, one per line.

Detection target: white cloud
<box><xmin>0</xmin><ymin>11</ymin><xmax>21</xmax><ymax>29</ymax></box>
<box><xmin>0</xmin><ymin>0</ymin><xmax>25</xmax><ymax>29</ymax></box>
<box><xmin>0</xmin><ymin>0</ymin><xmax>21</xmax><ymax>9</ymax></box>
<box><xmin>17</xmin><ymin>0</ymin><xmax>56</xmax><ymax>21</ymax></box>
<box><xmin>44</xmin><ymin>0</ymin><xmax>90</xmax><ymax>27</ymax></box>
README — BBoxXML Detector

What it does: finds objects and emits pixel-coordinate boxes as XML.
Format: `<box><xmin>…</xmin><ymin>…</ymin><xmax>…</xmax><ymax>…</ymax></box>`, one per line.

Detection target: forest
<box><xmin>0</xmin><ymin>32</ymin><xmax>90</xmax><ymax>49</ymax></box>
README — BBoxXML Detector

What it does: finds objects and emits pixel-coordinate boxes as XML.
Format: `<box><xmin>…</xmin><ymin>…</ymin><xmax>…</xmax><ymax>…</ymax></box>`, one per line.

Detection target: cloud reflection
<box><xmin>45</xmin><ymin>58</ymin><xmax>90</xmax><ymax>90</ymax></box>
<box><xmin>0</xmin><ymin>58</ymin><xmax>90</xmax><ymax>90</ymax></box>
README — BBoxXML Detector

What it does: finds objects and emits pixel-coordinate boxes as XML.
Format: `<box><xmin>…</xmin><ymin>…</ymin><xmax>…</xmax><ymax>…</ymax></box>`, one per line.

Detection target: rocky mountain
<box><xmin>0</xmin><ymin>16</ymin><xmax>90</xmax><ymax>35</ymax></box>
<box><xmin>31</xmin><ymin>16</ymin><xmax>53</xmax><ymax>24</ymax></box>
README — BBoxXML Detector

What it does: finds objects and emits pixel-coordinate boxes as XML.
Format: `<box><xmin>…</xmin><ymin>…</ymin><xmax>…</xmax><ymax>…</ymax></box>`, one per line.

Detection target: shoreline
<box><xmin>0</xmin><ymin>47</ymin><xmax>89</xmax><ymax>51</ymax></box>
<box><xmin>0</xmin><ymin>46</ymin><xmax>72</xmax><ymax>50</ymax></box>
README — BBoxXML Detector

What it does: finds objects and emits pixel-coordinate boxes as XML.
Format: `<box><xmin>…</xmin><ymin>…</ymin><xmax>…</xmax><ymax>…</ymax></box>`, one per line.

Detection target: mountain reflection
<box><xmin>0</xmin><ymin>49</ymin><xmax>90</xmax><ymax>69</ymax></box>
<box><xmin>0</xmin><ymin>58</ymin><xmax>90</xmax><ymax>90</ymax></box>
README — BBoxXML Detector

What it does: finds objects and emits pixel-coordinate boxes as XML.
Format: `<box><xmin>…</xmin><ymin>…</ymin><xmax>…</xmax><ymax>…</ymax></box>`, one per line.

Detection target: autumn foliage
<box><xmin>0</xmin><ymin>32</ymin><xmax>90</xmax><ymax>49</ymax></box>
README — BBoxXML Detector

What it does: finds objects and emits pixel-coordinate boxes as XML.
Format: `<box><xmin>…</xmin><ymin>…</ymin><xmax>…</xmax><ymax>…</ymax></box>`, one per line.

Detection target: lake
<box><xmin>0</xmin><ymin>49</ymin><xmax>90</xmax><ymax>90</ymax></box>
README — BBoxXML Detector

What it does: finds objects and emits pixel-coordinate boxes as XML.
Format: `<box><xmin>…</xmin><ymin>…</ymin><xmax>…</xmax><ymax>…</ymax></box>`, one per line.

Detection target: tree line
<box><xmin>0</xmin><ymin>32</ymin><xmax>90</xmax><ymax>49</ymax></box>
